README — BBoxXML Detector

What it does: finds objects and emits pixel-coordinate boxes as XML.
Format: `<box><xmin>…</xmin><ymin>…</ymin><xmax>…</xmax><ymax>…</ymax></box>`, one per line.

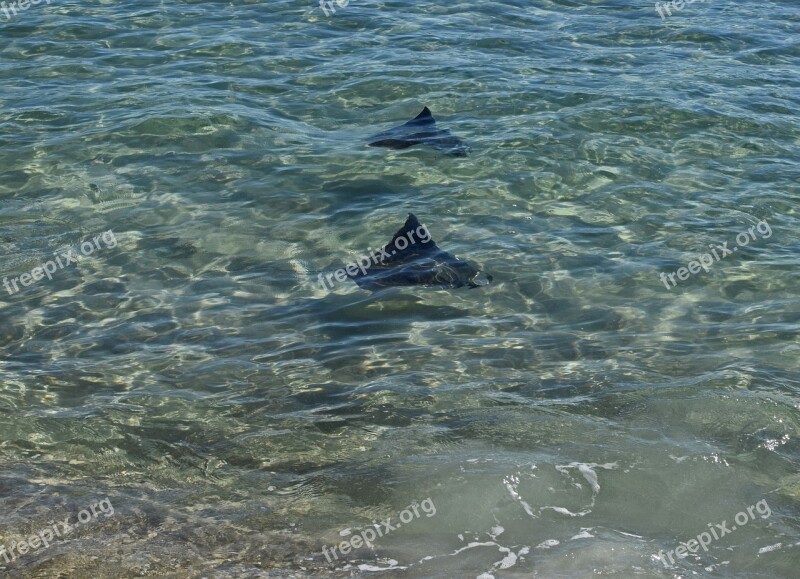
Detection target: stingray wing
<box><xmin>347</xmin><ymin>213</ymin><xmax>486</xmax><ymax>290</ymax></box>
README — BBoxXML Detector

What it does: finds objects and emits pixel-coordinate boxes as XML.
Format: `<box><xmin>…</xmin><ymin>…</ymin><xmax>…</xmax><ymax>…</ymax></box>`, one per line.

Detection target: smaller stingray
<box><xmin>367</xmin><ymin>107</ymin><xmax>469</xmax><ymax>157</ymax></box>
<box><xmin>348</xmin><ymin>213</ymin><xmax>492</xmax><ymax>291</ymax></box>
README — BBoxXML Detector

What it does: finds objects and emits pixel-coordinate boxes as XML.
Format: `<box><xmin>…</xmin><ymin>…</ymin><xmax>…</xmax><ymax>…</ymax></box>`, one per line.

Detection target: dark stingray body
<box><xmin>367</xmin><ymin>107</ymin><xmax>469</xmax><ymax>157</ymax></box>
<box><xmin>348</xmin><ymin>213</ymin><xmax>492</xmax><ymax>291</ymax></box>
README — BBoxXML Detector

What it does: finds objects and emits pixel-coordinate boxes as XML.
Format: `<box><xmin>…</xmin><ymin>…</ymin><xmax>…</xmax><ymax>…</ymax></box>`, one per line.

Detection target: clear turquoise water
<box><xmin>1</xmin><ymin>0</ymin><xmax>799</xmax><ymax>577</ymax></box>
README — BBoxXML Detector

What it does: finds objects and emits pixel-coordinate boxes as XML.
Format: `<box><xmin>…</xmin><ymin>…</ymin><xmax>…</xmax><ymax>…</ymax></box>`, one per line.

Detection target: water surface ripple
<box><xmin>1</xmin><ymin>0</ymin><xmax>799</xmax><ymax>577</ymax></box>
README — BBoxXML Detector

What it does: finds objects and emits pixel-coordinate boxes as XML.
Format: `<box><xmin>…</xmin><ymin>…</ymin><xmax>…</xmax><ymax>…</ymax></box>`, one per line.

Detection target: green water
<box><xmin>1</xmin><ymin>0</ymin><xmax>799</xmax><ymax>577</ymax></box>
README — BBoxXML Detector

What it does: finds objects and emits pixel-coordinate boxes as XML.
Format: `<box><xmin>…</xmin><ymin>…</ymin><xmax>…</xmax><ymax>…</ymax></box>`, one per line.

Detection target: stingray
<box><xmin>347</xmin><ymin>213</ymin><xmax>492</xmax><ymax>291</ymax></box>
<box><xmin>367</xmin><ymin>107</ymin><xmax>469</xmax><ymax>157</ymax></box>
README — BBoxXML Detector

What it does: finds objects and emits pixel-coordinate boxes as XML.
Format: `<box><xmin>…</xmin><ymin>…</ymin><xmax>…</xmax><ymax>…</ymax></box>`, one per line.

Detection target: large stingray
<box><xmin>367</xmin><ymin>107</ymin><xmax>469</xmax><ymax>157</ymax></box>
<box><xmin>348</xmin><ymin>213</ymin><xmax>492</xmax><ymax>291</ymax></box>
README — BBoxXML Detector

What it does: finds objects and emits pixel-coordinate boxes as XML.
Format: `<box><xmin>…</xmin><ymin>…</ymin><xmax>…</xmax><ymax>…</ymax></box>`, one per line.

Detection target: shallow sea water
<box><xmin>1</xmin><ymin>0</ymin><xmax>799</xmax><ymax>577</ymax></box>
